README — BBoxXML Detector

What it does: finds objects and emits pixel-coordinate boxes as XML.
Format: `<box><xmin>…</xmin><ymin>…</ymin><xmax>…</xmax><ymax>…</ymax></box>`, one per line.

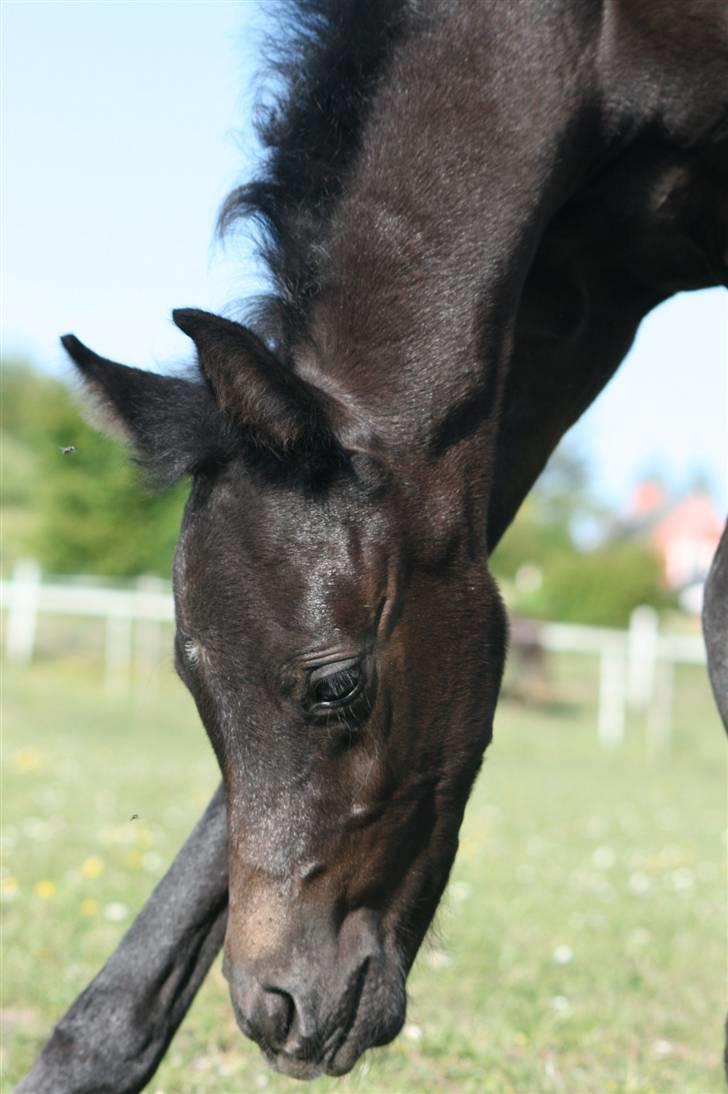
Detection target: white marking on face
<box><xmin>184</xmin><ymin>639</ymin><xmax>202</xmax><ymax>665</ymax></box>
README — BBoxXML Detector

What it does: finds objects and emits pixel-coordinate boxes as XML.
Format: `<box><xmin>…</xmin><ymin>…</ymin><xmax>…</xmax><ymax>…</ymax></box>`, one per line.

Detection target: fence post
<box><xmin>5</xmin><ymin>559</ymin><xmax>41</xmax><ymax>663</ymax></box>
<box><xmin>598</xmin><ymin>643</ymin><xmax>626</xmax><ymax>748</ymax></box>
<box><xmin>627</xmin><ymin>605</ymin><xmax>659</xmax><ymax>711</ymax></box>
<box><xmin>134</xmin><ymin>575</ymin><xmax>164</xmax><ymax>693</ymax></box>
<box><xmin>105</xmin><ymin>611</ymin><xmax>132</xmax><ymax>694</ymax></box>
<box><xmin>647</xmin><ymin>657</ymin><xmax>674</xmax><ymax>754</ymax></box>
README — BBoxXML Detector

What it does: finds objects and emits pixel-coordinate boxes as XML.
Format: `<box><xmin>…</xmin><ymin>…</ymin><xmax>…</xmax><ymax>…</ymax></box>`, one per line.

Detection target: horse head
<box><xmin>63</xmin><ymin>307</ymin><xmax>506</xmax><ymax>1078</ymax></box>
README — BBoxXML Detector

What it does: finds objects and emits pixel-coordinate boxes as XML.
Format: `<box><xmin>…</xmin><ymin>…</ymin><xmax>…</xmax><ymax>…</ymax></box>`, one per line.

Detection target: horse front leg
<box><xmin>703</xmin><ymin>520</ymin><xmax>728</xmax><ymax>732</ymax></box>
<box><xmin>17</xmin><ymin>786</ymin><xmax>228</xmax><ymax>1094</ymax></box>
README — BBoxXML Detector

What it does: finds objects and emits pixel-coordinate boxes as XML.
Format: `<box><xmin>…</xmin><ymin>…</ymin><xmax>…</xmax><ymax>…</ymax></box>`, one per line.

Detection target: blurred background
<box><xmin>2</xmin><ymin>3</ymin><xmax>726</xmax><ymax>1092</ymax></box>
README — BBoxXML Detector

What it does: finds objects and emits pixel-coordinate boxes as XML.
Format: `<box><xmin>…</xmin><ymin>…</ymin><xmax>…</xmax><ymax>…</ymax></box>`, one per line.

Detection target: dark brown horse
<box><xmin>20</xmin><ymin>0</ymin><xmax>727</xmax><ymax>1089</ymax></box>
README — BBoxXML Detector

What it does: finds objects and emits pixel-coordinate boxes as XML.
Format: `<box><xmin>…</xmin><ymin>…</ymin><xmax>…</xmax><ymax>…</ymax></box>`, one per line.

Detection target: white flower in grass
<box><xmin>551</xmin><ymin>995</ymin><xmax>571</xmax><ymax>1015</ymax></box>
<box><xmin>553</xmin><ymin>944</ymin><xmax>573</xmax><ymax>965</ymax></box>
<box><xmin>426</xmin><ymin>949</ymin><xmax>451</xmax><ymax>969</ymax></box>
<box><xmin>628</xmin><ymin>872</ymin><xmax>651</xmax><ymax>894</ymax></box>
<box><xmin>592</xmin><ymin>846</ymin><xmax>616</xmax><ymax>870</ymax></box>
<box><xmin>142</xmin><ymin>851</ymin><xmax>163</xmax><ymax>874</ymax></box>
<box><xmin>403</xmin><ymin>1023</ymin><xmax>423</xmax><ymax>1042</ymax></box>
<box><xmin>449</xmin><ymin>880</ymin><xmax>471</xmax><ymax>904</ymax></box>
<box><xmin>626</xmin><ymin>927</ymin><xmax>651</xmax><ymax>949</ymax></box>
<box><xmin>104</xmin><ymin>901</ymin><xmax>129</xmax><ymax>922</ymax></box>
<box><xmin>32</xmin><ymin>786</ymin><xmax>62</xmax><ymax>809</ymax></box>
<box><xmin>543</xmin><ymin>1057</ymin><xmax>560</xmax><ymax>1083</ymax></box>
<box><xmin>652</xmin><ymin>1039</ymin><xmax>672</xmax><ymax>1057</ymax></box>
<box><xmin>670</xmin><ymin>868</ymin><xmax>694</xmax><ymax>891</ymax></box>
<box><xmin>23</xmin><ymin>817</ymin><xmax>52</xmax><ymax>842</ymax></box>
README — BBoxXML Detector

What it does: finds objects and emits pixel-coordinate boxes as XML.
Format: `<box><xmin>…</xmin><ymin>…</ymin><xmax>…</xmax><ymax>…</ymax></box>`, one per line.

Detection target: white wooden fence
<box><xmin>1</xmin><ymin>560</ymin><xmax>707</xmax><ymax>749</ymax></box>
<box><xmin>536</xmin><ymin>609</ymin><xmax>705</xmax><ymax>751</ymax></box>
<box><xmin>1</xmin><ymin>560</ymin><xmax>173</xmax><ymax>693</ymax></box>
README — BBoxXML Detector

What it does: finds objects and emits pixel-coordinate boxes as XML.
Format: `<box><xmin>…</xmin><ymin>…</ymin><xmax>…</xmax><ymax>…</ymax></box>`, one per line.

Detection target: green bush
<box><xmin>517</xmin><ymin>541</ymin><xmax>673</xmax><ymax>627</ymax></box>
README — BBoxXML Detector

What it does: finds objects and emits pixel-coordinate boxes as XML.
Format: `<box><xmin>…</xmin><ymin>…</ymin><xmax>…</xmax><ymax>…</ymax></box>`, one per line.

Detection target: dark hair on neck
<box><xmin>218</xmin><ymin>0</ymin><xmax>419</xmax><ymax>353</ymax></box>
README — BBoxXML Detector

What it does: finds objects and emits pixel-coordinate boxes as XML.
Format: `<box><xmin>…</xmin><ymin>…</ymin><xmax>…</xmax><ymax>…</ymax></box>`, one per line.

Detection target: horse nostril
<box><xmin>257</xmin><ymin>987</ymin><xmax>294</xmax><ymax>1051</ymax></box>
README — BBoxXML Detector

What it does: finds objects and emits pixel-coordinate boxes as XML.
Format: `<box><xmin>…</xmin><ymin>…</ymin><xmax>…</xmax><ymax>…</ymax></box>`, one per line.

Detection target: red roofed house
<box><xmin>625</xmin><ymin>479</ymin><xmax>724</xmax><ymax>590</ymax></box>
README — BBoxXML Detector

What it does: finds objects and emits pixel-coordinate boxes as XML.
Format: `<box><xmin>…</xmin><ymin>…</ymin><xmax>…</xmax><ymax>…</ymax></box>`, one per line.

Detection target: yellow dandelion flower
<box><xmin>0</xmin><ymin>876</ymin><xmax>18</xmax><ymax>900</ymax></box>
<box><xmin>81</xmin><ymin>856</ymin><xmax>105</xmax><ymax>879</ymax></box>
<box><xmin>34</xmin><ymin>879</ymin><xmax>56</xmax><ymax>899</ymax></box>
<box><xmin>125</xmin><ymin>849</ymin><xmax>143</xmax><ymax>870</ymax></box>
<box><xmin>14</xmin><ymin>749</ymin><xmax>45</xmax><ymax>773</ymax></box>
<box><xmin>80</xmin><ymin>898</ymin><xmax>98</xmax><ymax>917</ymax></box>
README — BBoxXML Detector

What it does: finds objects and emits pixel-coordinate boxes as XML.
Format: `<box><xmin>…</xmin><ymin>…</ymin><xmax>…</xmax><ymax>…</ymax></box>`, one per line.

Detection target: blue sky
<box><xmin>3</xmin><ymin>1</ymin><xmax>726</xmax><ymax>509</ymax></box>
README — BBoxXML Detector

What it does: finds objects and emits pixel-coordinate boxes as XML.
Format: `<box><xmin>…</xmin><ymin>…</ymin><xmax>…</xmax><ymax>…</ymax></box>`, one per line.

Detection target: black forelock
<box><xmin>218</xmin><ymin>0</ymin><xmax>421</xmax><ymax>352</ymax></box>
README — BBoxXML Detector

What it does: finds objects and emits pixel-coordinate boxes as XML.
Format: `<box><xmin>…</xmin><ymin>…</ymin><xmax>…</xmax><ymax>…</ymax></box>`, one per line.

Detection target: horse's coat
<box><xmin>20</xmin><ymin>1</ymin><xmax>727</xmax><ymax>1089</ymax></box>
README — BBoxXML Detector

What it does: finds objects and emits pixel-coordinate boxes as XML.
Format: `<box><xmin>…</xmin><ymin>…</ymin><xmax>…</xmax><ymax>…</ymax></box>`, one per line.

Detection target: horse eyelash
<box><xmin>334</xmin><ymin>667</ymin><xmax>359</xmax><ymax>692</ymax></box>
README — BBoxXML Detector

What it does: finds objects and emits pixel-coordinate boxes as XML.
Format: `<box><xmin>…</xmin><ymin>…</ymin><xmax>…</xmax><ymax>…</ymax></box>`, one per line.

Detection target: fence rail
<box><xmin>534</xmin><ymin>613</ymin><xmax>705</xmax><ymax>750</ymax></box>
<box><xmin>1</xmin><ymin>561</ymin><xmax>173</xmax><ymax>694</ymax></box>
<box><xmin>1</xmin><ymin>561</ymin><xmax>708</xmax><ymax>750</ymax></box>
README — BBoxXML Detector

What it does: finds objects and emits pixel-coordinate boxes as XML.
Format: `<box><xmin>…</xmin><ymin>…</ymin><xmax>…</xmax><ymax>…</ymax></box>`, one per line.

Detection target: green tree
<box><xmin>491</xmin><ymin>446</ymin><xmax>595</xmax><ymax>582</ymax></box>
<box><xmin>2</xmin><ymin>362</ymin><xmax>186</xmax><ymax>576</ymax></box>
<box><xmin>491</xmin><ymin>441</ymin><xmax>672</xmax><ymax>625</ymax></box>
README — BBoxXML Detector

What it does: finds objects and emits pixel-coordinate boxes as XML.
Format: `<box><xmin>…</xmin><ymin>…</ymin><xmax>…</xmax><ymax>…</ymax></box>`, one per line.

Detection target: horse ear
<box><xmin>172</xmin><ymin>308</ymin><xmax>337</xmax><ymax>459</ymax></box>
<box><xmin>61</xmin><ymin>334</ymin><xmax>234</xmax><ymax>487</ymax></box>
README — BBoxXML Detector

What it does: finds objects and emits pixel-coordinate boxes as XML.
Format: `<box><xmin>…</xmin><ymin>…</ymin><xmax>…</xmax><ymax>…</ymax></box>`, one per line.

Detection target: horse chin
<box><xmin>325</xmin><ymin>993</ymin><xmax>406</xmax><ymax>1077</ymax></box>
<box><xmin>263</xmin><ymin>1051</ymin><xmax>328</xmax><ymax>1080</ymax></box>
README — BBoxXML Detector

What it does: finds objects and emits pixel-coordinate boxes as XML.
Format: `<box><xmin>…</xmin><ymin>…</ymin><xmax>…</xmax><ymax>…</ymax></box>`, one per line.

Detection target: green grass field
<box><xmin>2</xmin><ymin>651</ymin><xmax>725</xmax><ymax>1093</ymax></box>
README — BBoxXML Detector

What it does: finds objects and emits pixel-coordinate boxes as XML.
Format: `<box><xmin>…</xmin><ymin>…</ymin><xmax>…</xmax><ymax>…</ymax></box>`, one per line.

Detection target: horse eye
<box><xmin>308</xmin><ymin>659</ymin><xmax>362</xmax><ymax>708</ymax></box>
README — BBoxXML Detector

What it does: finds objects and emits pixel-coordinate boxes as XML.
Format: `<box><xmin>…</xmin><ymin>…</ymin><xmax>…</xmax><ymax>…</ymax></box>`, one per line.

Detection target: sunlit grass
<box><xmin>2</xmin><ymin>653</ymin><xmax>725</xmax><ymax>1092</ymax></box>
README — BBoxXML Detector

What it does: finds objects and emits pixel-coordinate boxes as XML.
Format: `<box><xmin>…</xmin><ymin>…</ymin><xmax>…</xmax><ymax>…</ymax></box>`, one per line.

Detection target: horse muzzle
<box><xmin>223</xmin><ymin>907</ymin><xmax>406</xmax><ymax>1077</ymax></box>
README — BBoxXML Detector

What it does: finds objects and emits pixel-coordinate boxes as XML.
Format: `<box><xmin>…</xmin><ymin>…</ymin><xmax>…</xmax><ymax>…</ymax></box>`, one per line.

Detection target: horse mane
<box><xmin>218</xmin><ymin>0</ymin><xmax>420</xmax><ymax>352</ymax></box>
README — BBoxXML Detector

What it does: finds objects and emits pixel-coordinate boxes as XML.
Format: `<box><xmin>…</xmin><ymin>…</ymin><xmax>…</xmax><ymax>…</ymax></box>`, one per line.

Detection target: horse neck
<box><xmin>294</xmin><ymin>2</ymin><xmax>609</xmax><ymax>536</ymax></box>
